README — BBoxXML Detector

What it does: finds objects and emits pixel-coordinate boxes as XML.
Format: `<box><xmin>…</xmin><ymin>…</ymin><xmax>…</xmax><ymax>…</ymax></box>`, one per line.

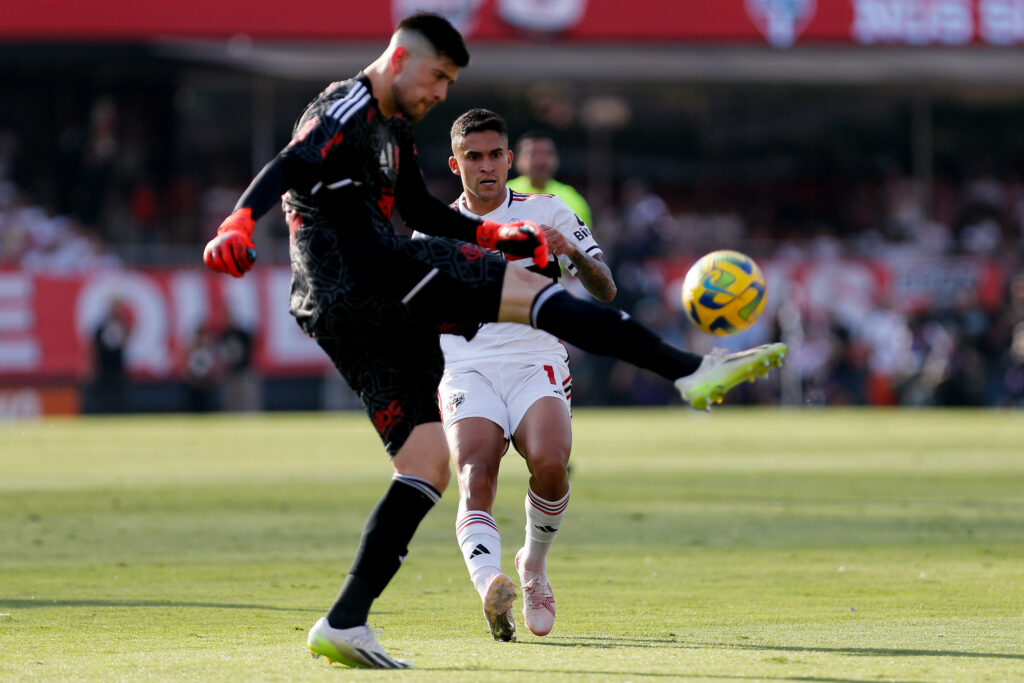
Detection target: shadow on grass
<box><xmin>0</xmin><ymin>598</ymin><xmax>322</xmax><ymax>613</ymax></box>
<box><xmin>441</xmin><ymin>666</ymin><xmax>916</xmax><ymax>683</ymax></box>
<box><xmin>711</xmin><ymin>641</ymin><xmax>1024</xmax><ymax>662</ymax></box>
<box><xmin>528</xmin><ymin>634</ymin><xmax>1024</xmax><ymax>662</ymax></box>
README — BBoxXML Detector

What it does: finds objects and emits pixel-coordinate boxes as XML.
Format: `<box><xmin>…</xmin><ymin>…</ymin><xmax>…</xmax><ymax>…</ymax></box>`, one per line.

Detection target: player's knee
<box><xmin>457</xmin><ymin>460</ymin><xmax>498</xmax><ymax>503</ymax></box>
<box><xmin>457</xmin><ymin>459</ymin><xmax>499</xmax><ymax>489</ymax></box>
<box><xmin>433</xmin><ymin>441</ymin><xmax>454</xmax><ymax>490</ymax></box>
<box><xmin>400</xmin><ymin>456</ymin><xmax>450</xmax><ymax>494</ymax></box>
<box><xmin>392</xmin><ymin>426</ymin><xmax>451</xmax><ymax>493</ymax></box>
<box><xmin>426</xmin><ymin>456</ymin><xmax>451</xmax><ymax>494</ymax></box>
<box><xmin>528</xmin><ymin>448</ymin><xmax>570</xmax><ymax>485</ymax></box>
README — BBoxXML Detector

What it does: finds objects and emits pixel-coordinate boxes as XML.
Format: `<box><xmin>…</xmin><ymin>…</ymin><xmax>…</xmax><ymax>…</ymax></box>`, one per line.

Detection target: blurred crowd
<box><xmin>0</xmin><ymin>126</ymin><xmax>120</xmax><ymax>272</ymax></box>
<box><xmin>576</xmin><ymin>174</ymin><xmax>1024</xmax><ymax>409</ymax></box>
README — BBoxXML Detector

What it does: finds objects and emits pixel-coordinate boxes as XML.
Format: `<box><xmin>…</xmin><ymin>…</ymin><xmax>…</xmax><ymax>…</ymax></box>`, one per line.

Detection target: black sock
<box><xmin>531</xmin><ymin>285</ymin><xmax>703</xmax><ymax>381</ymax></box>
<box><xmin>326</xmin><ymin>474</ymin><xmax>440</xmax><ymax>629</ymax></box>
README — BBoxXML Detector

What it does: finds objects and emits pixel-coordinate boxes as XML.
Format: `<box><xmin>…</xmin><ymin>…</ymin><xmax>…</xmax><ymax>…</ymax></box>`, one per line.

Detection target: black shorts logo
<box><xmin>372</xmin><ymin>400</ymin><xmax>405</xmax><ymax>435</ymax></box>
<box><xmin>460</xmin><ymin>243</ymin><xmax>486</xmax><ymax>260</ymax></box>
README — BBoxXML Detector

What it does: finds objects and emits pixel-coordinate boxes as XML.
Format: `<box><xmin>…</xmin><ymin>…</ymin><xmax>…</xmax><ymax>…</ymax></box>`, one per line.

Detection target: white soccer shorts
<box><xmin>439</xmin><ymin>358</ymin><xmax>572</xmax><ymax>441</ymax></box>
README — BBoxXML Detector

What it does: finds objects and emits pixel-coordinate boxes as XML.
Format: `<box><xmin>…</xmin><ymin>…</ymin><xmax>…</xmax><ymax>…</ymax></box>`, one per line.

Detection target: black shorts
<box><xmin>301</xmin><ymin>233</ymin><xmax>507</xmax><ymax>455</ymax></box>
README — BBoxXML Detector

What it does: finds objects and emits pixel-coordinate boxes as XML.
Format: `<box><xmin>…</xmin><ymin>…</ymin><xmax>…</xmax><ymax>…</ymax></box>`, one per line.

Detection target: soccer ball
<box><xmin>681</xmin><ymin>250</ymin><xmax>766</xmax><ymax>335</ymax></box>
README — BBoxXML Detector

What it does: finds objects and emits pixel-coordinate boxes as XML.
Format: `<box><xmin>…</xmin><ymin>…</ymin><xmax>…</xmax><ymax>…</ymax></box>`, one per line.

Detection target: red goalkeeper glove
<box><xmin>203</xmin><ymin>208</ymin><xmax>257</xmax><ymax>278</ymax></box>
<box><xmin>475</xmin><ymin>219</ymin><xmax>549</xmax><ymax>268</ymax></box>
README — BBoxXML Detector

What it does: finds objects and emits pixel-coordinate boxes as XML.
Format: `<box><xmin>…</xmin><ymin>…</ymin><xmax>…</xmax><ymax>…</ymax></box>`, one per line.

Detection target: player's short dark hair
<box><xmin>514</xmin><ymin>129</ymin><xmax>557</xmax><ymax>154</ymax></box>
<box><xmin>396</xmin><ymin>12</ymin><xmax>470</xmax><ymax>68</ymax></box>
<box><xmin>450</xmin><ymin>108</ymin><xmax>508</xmax><ymax>149</ymax></box>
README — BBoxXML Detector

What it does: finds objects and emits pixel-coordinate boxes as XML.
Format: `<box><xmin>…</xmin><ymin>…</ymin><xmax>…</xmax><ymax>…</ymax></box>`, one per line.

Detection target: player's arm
<box><xmin>395</xmin><ymin>168</ymin><xmax>488</xmax><ymax>241</ymax></box>
<box><xmin>393</xmin><ymin>125</ymin><xmax>549</xmax><ymax>266</ymax></box>
<box><xmin>543</xmin><ymin>225</ymin><xmax>616</xmax><ymax>302</ymax></box>
<box><xmin>391</xmin><ymin>122</ymin><xmax>478</xmax><ymax>241</ymax></box>
<box><xmin>545</xmin><ymin>202</ymin><xmax>616</xmax><ymax>302</ymax></box>
<box><xmin>572</xmin><ymin>253</ymin><xmax>616</xmax><ymax>303</ymax></box>
<box><xmin>203</xmin><ymin>143</ymin><xmax>318</xmax><ymax>277</ymax></box>
<box><xmin>396</xmin><ymin>170</ymin><xmax>549</xmax><ymax>267</ymax></box>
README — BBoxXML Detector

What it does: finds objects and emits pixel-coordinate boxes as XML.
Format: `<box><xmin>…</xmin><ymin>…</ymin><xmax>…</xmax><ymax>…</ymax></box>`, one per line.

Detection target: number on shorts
<box><xmin>543</xmin><ymin>364</ymin><xmax>556</xmax><ymax>385</ymax></box>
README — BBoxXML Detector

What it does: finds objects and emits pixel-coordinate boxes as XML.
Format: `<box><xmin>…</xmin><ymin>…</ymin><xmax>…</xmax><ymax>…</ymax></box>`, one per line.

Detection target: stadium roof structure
<box><xmin>155</xmin><ymin>39</ymin><xmax>1024</xmax><ymax>87</ymax></box>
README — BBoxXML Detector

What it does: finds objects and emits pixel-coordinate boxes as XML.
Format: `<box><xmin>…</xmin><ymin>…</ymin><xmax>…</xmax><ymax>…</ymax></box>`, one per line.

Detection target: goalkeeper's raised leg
<box><xmin>493</xmin><ymin>258</ymin><xmax>788</xmax><ymax>409</ymax></box>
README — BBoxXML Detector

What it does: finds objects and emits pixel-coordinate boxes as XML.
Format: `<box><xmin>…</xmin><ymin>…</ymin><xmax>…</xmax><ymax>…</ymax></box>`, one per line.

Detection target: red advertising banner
<box><xmin>3</xmin><ymin>0</ymin><xmax>1024</xmax><ymax>46</ymax></box>
<box><xmin>0</xmin><ymin>266</ymin><xmax>332</xmax><ymax>384</ymax></box>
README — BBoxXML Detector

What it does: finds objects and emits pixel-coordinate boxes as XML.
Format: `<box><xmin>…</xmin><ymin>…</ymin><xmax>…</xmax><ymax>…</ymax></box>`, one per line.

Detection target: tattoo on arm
<box><xmin>567</xmin><ymin>251</ymin><xmax>617</xmax><ymax>302</ymax></box>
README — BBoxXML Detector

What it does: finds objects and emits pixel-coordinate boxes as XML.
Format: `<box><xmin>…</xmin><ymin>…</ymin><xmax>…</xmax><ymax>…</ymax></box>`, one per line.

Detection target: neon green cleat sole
<box><xmin>676</xmin><ymin>343</ymin><xmax>788</xmax><ymax>411</ymax></box>
<box><xmin>307</xmin><ymin>618</ymin><xmax>413</xmax><ymax>669</ymax></box>
<box><xmin>309</xmin><ymin>639</ymin><xmax>364</xmax><ymax>669</ymax></box>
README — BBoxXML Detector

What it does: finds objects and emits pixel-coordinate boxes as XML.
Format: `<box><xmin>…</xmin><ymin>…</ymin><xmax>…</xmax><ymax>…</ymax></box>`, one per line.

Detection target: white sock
<box><xmin>455</xmin><ymin>510</ymin><xmax>503</xmax><ymax>598</ymax></box>
<box><xmin>520</xmin><ymin>485</ymin><xmax>570</xmax><ymax>573</ymax></box>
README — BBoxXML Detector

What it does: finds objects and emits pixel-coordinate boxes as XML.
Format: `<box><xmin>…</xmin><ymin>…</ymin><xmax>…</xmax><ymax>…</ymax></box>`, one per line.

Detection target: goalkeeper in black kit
<box><xmin>202</xmin><ymin>11</ymin><xmax>786</xmax><ymax>670</ymax></box>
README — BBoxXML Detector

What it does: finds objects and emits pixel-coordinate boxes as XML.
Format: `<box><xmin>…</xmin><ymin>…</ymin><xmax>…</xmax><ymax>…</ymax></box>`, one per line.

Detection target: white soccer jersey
<box><xmin>440</xmin><ymin>187</ymin><xmax>602</xmax><ymax>365</ymax></box>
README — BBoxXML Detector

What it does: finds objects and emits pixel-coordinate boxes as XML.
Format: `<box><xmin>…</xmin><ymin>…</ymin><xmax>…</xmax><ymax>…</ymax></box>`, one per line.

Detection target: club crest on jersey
<box><xmin>379</xmin><ymin>142</ymin><xmax>395</xmax><ymax>174</ymax></box>
<box><xmin>446</xmin><ymin>392</ymin><xmax>465</xmax><ymax>414</ymax></box>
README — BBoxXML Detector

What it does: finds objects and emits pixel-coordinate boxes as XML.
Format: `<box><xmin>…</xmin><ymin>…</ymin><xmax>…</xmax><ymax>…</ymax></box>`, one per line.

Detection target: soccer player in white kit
<box><xmin>438</xmin><ymin>109</ymin><xmax>617</xmax><ymax>641</ymax></box>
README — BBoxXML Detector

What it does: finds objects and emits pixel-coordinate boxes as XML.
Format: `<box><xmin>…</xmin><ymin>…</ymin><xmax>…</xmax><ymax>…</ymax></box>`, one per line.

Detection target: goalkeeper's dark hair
<box><xmin>396</xmin><ymin>12</ymin><xmax>470</xmax><ymax>68</ymax></box>
<box><xmin>450</xmin><ymin>108</ymin><xmax>508</xmax><ymax>151</ymax></box>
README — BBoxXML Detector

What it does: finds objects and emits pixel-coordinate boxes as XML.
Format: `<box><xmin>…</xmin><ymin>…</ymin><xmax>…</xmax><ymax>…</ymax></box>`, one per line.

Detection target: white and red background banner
<box><xmin>4</xmin><ymin>1</ymin><xmax>1024</xmax><ymax>47</ymax></box>
<box><xmin>0</xmin><ymin>266</ymin><xmax>331</xmax><ymax>385</ymax></box>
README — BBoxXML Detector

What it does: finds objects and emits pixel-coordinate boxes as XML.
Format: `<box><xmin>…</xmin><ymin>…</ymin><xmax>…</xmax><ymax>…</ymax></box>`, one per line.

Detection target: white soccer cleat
<box><xmin>307</xmin><ymin>617</ymin><xmax>413</xmax><ymax>669</ymax></box>
<box><xmin>675</xmin><ymin>342</ymin><xmax>788</xmax><ymax>411</ymax></box>
<box><xmin>482</xmin><ymin>572</ymin><xmax>517</xmax><ymax>642</ymax></box>
<box><xmin>515</xmin><ymin>549</ymin><xmax>556</xmax><ymax>636</ymax></box>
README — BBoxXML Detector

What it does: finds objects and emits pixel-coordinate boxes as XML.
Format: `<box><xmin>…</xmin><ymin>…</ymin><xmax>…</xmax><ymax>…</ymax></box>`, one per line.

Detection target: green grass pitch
<box><xmin>2</xmin><ymin>408</ymin><xmax>1023</xmax><ymax>681</ymax></box>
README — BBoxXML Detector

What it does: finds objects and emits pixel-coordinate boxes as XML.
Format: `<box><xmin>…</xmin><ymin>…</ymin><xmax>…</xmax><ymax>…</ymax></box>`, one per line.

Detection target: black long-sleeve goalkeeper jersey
<box><xmin>237</xmin><ymin>72</ymin><xmax>479</xmax><ymax>239</ymax></box>
<box><xmin>232</xmin><ymin>72</ymin><xmax>487</xmax><ymax>329</ymax></box>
